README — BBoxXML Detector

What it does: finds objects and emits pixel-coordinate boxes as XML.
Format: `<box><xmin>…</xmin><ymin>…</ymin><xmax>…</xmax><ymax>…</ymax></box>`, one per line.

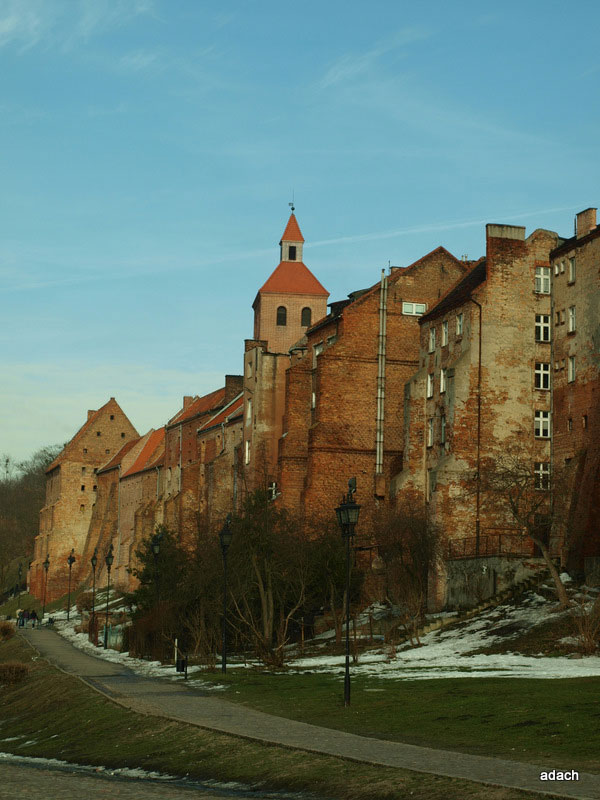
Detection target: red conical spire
<box><xmin>280</xmin><ymin>213</ymin><xmax>305</xmax><ymax>244</ymax></box>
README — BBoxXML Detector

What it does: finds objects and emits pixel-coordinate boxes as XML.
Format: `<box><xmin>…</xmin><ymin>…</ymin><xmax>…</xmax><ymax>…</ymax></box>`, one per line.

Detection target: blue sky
<box><xmin>2</xmin><ymin>0</ymin><xmax>599</xmax><ymax>461</ymax></box>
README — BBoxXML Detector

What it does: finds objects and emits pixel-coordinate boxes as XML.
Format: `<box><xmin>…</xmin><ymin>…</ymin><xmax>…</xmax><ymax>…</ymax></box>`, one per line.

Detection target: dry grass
<box><xmin>0</xmin><ymin>660</ymin><xmax>30</xmax><ymax>684</ymax></box>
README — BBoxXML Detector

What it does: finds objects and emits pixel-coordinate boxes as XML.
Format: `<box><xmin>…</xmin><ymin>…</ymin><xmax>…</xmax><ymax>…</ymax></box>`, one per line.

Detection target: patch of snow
<box><xmin>560</xmin><ymin>572</ymin><xmax>573</xmax><ymax>583</ymax></box>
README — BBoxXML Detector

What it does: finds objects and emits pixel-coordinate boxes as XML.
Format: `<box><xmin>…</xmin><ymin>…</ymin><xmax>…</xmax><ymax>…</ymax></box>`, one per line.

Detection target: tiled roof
<box><xmin>280</xmin><ymin>213</ymin><xmax>304</xmax><ymax>243</ymax></box>
<box><xmin>420</xmin><ymin>259</ymin><xmax>487</xmax><ymax>323</ymax></box>
<box><xmin>198</xmin><ymin>393</ymin><xmax>244</xmax><ymax>433</ymax></box>
<box><xmin>45</xmin><ymin>398</ymin><xmax>132</xmax><ymax>473</ymax></box>
<box><xmin>258</xmin><ymin>261</ymin><xmax>329</xmax><ymax>296</ymax></box>
<box><xmin>97</xmin><ymin>438</ymin><xmax>142</xmax><ymax>475</ymax></box>
<box><xmin>168</xmin><ymin>387</ymin><xmax>227</xmax><ymax>427</ymax></box>
<box><xmin>121</xmin><ymin>428</ymin><xmax>165</xmax><ymax>478</ymax></box>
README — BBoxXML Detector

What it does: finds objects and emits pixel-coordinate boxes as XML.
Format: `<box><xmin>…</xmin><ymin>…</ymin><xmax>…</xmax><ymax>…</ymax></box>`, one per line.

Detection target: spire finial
<box><xmin>289</xmin><ymin>189</ymin><xmax>295</xmax><ymax>213</ymax></box>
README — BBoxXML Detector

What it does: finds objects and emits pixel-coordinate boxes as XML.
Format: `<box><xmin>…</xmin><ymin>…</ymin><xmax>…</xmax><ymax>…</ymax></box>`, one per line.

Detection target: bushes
<box><xmin>0</xmin><ymin>621</ymin><xmax>15</xmax><ymax>641</ymax></box>
<box><xmin>0</xmin><ymin>661</ymin><xmax>29</xmax><ymax>684</ymax></box>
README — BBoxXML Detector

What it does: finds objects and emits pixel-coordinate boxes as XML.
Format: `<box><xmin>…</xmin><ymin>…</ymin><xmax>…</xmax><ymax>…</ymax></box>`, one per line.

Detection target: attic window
<box><xmin>110</xmin><ymin>414</ymin><xmax>114</xmax><ymax>420</ymax></box>
<box><xmin>276</xmin><ymin>306</ymin><xmax>287</xmax><ymax>326</ymax></box>
<box><xmin>288</xmin><ymin>245</ymin><xmax>297</xmax><ymax>261</ymax></box>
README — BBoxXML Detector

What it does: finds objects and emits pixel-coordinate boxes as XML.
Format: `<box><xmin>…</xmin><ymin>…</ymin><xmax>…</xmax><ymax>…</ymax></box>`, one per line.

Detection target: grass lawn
<box><xmin>193</xmin><ymin>667</ymin><xmax>600</xmax><ymax>772</ymax></box>
<box><xmin>0</xmin><ymin>634</ymin><xmax>552</xmax><ymax>800</ymax></box>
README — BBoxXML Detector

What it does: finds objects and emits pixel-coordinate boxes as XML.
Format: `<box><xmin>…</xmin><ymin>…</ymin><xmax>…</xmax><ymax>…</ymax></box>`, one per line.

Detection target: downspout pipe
<box><xmin>375</xmin><ymin>270</ymin><xmax>388</xmax><ymax>475</ymax></box>
<box><xmin>467</xmin><ymin>297</ymin><xmax>483</xmax><ymax>555</ymax></box>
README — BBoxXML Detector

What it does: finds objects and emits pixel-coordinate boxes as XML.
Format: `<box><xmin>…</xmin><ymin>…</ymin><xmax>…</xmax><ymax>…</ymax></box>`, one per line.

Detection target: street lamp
<box><xmin>90</xmin><ymin>548</ymin><xmax>98</xmax><ymax>641</ymax></box>
<box><xmin>103</xmin><ymin>543</ymin><xmax>114</xmax><ymax>649</ymax></box>
<box><xmin>41</xmin><ymin>554</ymin><xmax>50</xmax><ymax>621</ymax></box>
<box><xmin>66</xmin><ymin>549</ymin><xmax>76</xmax><ymax>621</ymax></box>
<box><xmin>219</xmin><ymin>514</ymin><xmax>233</xmax><ymax>674</ymax></box>
<box><xmin>335</xmin><ymin>477</ymin><xmax>361</xmax><ymax>708</ymax></box>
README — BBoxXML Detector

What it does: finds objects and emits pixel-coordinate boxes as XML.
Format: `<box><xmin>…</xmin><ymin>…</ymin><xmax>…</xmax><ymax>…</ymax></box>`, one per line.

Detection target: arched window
<box><xmin>276</xmin><ymin>306</ymin><xmax>287</xmax><ymax>326</ymax></box>
<box><xmin>301</xmin><ymin>307</ymin><xmax>311</xmax><ymax>327</ymax></box>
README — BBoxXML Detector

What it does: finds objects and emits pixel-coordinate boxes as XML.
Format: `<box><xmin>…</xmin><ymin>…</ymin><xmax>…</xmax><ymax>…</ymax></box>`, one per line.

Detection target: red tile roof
<box><xmin>280</xmin><ymin>213</ymin><xmax>304</xmax><ymax>243</ymax></box>
<box><xmin>198</xmin><ymin>393</ymin><xmax>244</xmax><ymax>433</ymax></box>
<box><xmin>97</xmin><ymin>438</ymin><xmax>142</xmax><ymax>474</ymax></box>
<box><xmin>168</xmin><ymin>387</ymin><xmax>227</xmax><ymax>427</ymax></box>
<box><xmin>121</xmin><ymin>428</ymin><xmax>165</xmax><ymax>478</ymax></box>
<box><xmin>258</xmin><ymin>261</ymin><xmax>329</xmax><ymax>296</ymax></box>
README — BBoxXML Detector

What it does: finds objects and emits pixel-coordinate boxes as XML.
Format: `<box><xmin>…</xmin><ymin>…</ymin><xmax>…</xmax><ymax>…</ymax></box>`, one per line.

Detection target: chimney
<box><xmin>486</xmin><ymin>224</ymin><xmax>526</xmax><ymax>241</ymax></box>
<box><xmin>183</xmin><ymin>396</ymin><xmax>194</xmax><ymax>410</ymax></box>
<box><xmin>87</xmin><ymin>410</ymin><xmax>96</xmax><ymax>420</ymax></box>
<box><xmin>576</xmin><ymin>208</ymin><xmax>597</xmax><ymax>239</ymax></box>
<box><xmin>225</xmin><ymin>374</ymin><xmax>244</xmax><ymax>402</ymax></box>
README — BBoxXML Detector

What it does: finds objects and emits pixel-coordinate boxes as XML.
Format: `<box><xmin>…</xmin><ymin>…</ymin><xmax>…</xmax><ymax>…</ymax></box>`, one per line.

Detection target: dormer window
<box><xmin>276</xmin><ymin>306</ymin><xmax>287</xmax><ymax>326</ymax></box>
<box><xmin>288</xmin><ymin>245</ymin><xmax>297</xmax><ymax>261</ymax></box>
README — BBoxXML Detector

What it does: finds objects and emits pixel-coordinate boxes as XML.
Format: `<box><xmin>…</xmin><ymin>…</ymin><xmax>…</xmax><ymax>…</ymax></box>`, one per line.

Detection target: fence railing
<box><xmin>447</xmin><ymin>530</ymin><xmax>535</xmax><ymax>560</ymax></box>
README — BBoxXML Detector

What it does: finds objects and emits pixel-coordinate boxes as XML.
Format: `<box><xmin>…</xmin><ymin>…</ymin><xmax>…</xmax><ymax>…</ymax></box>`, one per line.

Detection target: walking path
<box><xmin>18</xmin><ymin>628</ymin><xmax>600</xmax><ymax>800</ymax></box>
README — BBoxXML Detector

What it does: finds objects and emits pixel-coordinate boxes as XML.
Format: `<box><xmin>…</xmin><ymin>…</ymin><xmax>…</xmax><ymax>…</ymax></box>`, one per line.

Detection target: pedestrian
<box><xmin>30</xmin><ymin>609</ymin><xmax>38</xmax><ymax>628</ymax></box>
<box><xmin>16</xmin><ymin>609</ymin><xmax>23</xmax><ymax>628</ymax></box>
<box><xmin>22</xmin><ymin>609</ymin><xmax>30</xmax><ymax>628</ymax></box>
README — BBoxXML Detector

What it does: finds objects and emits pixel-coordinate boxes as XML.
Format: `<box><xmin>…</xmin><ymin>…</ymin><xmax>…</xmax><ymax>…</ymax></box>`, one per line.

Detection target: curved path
<box><xmin>18</xmin><ymin>628</ymin><xmax>600</xmax><ymax>800</ymax></box>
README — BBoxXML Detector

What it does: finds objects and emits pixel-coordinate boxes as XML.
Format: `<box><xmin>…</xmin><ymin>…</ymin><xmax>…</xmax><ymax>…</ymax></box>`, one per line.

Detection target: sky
<box><xmin>2</xmin><ymin>0</ymin><xmax>599</xmax><ymax>461</ymax></box>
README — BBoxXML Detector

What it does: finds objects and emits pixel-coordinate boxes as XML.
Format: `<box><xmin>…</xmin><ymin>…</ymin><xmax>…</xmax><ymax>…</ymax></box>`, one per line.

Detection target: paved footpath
<box><xmin>18</xmin><ymin>628</ymin><xmax>600</xmax><ymax>800</ymax></box>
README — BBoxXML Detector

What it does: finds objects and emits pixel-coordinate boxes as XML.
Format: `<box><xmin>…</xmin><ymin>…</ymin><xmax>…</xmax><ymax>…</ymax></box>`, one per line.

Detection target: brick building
<box><xmin>551</xmin><ymin>207</ymin><xmax>600</xmax><ymax>575</ymax></box>
<box><xmin>31</xmin><ymin>398</ymin><xmax>138</xmax><ymax>601</ymax></box>
<box><xmin>243</xmin><ymin>213</ymin><xmax>329</xmax><ymax>492</ymax></box>
<box><xmin>277</xmin><ymin>247</ymin><xmax>468</xmax><ymax>527</ymax></box>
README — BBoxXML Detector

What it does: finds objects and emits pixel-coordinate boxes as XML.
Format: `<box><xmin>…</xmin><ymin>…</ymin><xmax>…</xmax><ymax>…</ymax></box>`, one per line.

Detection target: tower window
<box><xmin>276</xmin><ymin>306</ymin><xmax>287</xmax><ymax>326</ymax></box>
<box><xmin>301</xmin><ymin>307</ymin><xmax>311</xmax><ymax>327</ymax></box>
<box><xmin>288</xmin><ymin>245</ymin><xmax>297</xmax><ymax>261</ymax></box>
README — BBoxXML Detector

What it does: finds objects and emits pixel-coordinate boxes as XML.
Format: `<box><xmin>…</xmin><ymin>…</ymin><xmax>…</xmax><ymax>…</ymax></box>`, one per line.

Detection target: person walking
<box><xmin>30</xmin><ymin>609</ymin><xmax>38</xmax><ymax>628</ymax></box>
<box><xmin>16</xmin><ymin>609</ymin><xmax>23</xmax><ymax>628</ymax></box>
<box><xmin>22</xmin><ymin>609</ymin><xmax>30</xmax><ymax>628</ymax></box>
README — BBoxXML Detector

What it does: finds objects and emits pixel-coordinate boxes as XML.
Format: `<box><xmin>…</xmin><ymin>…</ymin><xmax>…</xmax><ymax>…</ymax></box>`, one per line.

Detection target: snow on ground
<box><xmin>43</xmin><ymin>589</ymin><xmax>600</xmax><ymax>684</ymax></box>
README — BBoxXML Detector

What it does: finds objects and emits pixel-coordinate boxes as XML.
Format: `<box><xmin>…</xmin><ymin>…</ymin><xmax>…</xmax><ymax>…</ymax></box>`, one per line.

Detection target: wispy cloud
<box><xmin>118</xmin><ymin>48</ymin><xmax>160</xmax><ymax>72</ymax></box>
<box><xmin>0</xmin><ymin>0</ymin><xmax>155</xmax><ymax>52</ymax></box>
<box><xmin>319</xmin><ymin>27</ymin><xmax>432</xmax><ymax>89</ymax></box>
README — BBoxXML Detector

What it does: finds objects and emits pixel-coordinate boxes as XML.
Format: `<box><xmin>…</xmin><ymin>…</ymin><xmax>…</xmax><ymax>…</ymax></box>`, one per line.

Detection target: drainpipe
<box><xmin>116</xmin><ymin>465</ymin><xmax>122</xmax><ymax>581</ymax></box>
<box><xmin>178</xmin><ymin>424</ymin><xmax>182</xmax><ymax>492</ymax></box>
<box><xmin>155</xmin><ymin>465</ymin><xmax>160</xmax><ymax>499</ymax></box>
<box><xmin>375</xmin><ymin>270</ymin><xmax>388</xmax><ymax>474</ymax></box>
<box><xmin>220</xmin><ymin>422</ymin><xmax>226</xmax><ymax>454</ymax></box>
<box><xmin>467</xmin><ymin>297</ymin><xmax>483</xmax><ymax>555</ymax></box>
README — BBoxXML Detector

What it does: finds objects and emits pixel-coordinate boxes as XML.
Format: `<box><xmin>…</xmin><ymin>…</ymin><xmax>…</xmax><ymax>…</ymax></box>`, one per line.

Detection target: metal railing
<box><xmin>447</xmin><ymin>530</ymin><xmax>535</xmax><ymax>560</ymax></box>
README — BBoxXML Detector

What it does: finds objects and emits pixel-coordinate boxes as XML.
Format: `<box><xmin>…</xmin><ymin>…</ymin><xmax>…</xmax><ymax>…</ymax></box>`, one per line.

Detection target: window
<box><xmin>110</xmin><ymin>414</ymin><xmax>114</xmax><ymax>420</ymax></box>
<box><xmin>583</xmin><ymin>414</ymin><xmax>588</xmax><ymax>429</ymax></box>
<box><xmin>426</xmin><ymin>469</ymin><xmax>436</xmax><ymax>501</ymax></box>
<box><xmin>560</xmin><ymin>310</ymin><xmax>565</xmax><ymax>325</ymax></box>
<box><xmin>456</xmin><ymin>313</ymin><xmax>463</xmax><ymax>336</ymax></box>
<box><xmin>81</xmin><ymin>467</ymin><xmax>86</xmax><ymax>475</ymax></box>
<box><xmin>105</xmin><ymin>449</ymin><xmax>110</xmax><ymax>454</ymax></box>
<box><xmin>555</xmin><ymin>310</ymin><xmax>560</xmax><ymax>325</ymax></box>
<box><xmin>311</xmin><ymin>391</ymin><xmax>316</xmax><ymax>410</ymax></box>
<box><xmin>288</xmin><ymin>245</ymin><xmax>297</xmax><ymax>261</ymax></box>
<box><xmin>440</xmin><ymin>414</ymin><xmax>446</xmax><ymax>445</ymax></box>
<box><xmin>568</xmin><ymin>418</ymin><xmax>573</xmax><ymax>432</ymax></box>
<box><xmin>535</xmin><ymin>266</ymin><xmax>551</xmax><ymax>294</ymax></box>
<box><xmin>245</xmin><ymin>440</ymin><xmax>251</xmax><ymax>464</ymax></box>
<box><xmin>121</xmin><ymin>432</ymin><xmax>125</xmax><ymax>438</ymax></box>
<box><xmin>535</xmin><ymin>314</ymin><xmax>551</xmax><ymax>342</ymax></box>
<box><xmin>83</xmin><ymin>448</ymin><xmax>87</xmax><ymax>454</ymax></box>
<box><xmin>427</xmin><ymin>418</ymin><xmax>434</xmax><ymax>447</ymax></box>
<box><xmin>80</xmin><ymin>504</ymin><xmax>85</xmax><ymax>512</ymax></box>
<box><xmin>568</xmin><ymin>306</ymin><xmax>576</xmax><ymax>332</ymax></box>
<box><xmin>93</xmin><ymin>485</ymin><xmax>97</xmax><ymax>492</ymax></box>
<box><xmin>534</xmin><ymin>362</ymin><xmax>550</xmax><ymax>390</ymax></box>
<box><xmin>534</xmin><ymin>462</ymin><xmax>550</xmax><ymax>490</ymax></box>
<box><xmin>560</xmin><ymin>260</ymin><xmax>565</xmax><ymax>273</ymax></box>
<box><xmin>402</xmin><ymin>301</ymin><xmax>427</xmax><ymax>315</ymax></box>
<box><xmin>81</xmin><ymin>485</ymin><xmax>85</xmax><ymax>491</ymax></box>
<box><xmin>96</xmin><ymin>431</ymin><xmax>101</xmax><ymax>437</ymax></box>
<box><xmin>441</xmin><ymin>320</ymin><xmax>448</xmax><ymax>346</ymax></box>
<box><xmin>276</xmin><ymin>306</ymin><xmax>287</xmax><ymax>326</ymax></box>
<box><xmin>246</xmin><ymin>398</ymin><xmax>252</xmax><ymax>425</ymax></box>
<box><xmin>568</xmin><ymin>257</ymin><xmax>576</xmax><ymax>282</ymax></box>
<box><xmin>534</xmin><ymin>410</ymin><xmax>551</xmax><ymax>438</ymax></box>
<box><xmin>427</xmin><ymin>373</ymin><xmax>434</xmax><ymax>398</ymax></box>
<box><xmin>301</xmin><ymin>307</ymin><xmax>312</xmax><ymax>327</ymax></box>
<box><xmin>313</xmin><ymin>342</ymin><xmax>323</xmax><ymax>368</ymax></box>
<box><xmin>440</xmin><ymin>368</ymin><xmax>447</xmax><ymax>393</ymax></box>
<box><xmin>428</xmin><ymin>328</ymin><xmax>436</xmax><ymax>353</ymax></box>
<box><xmin>568</xmin><ymin>356</ymin><xmax>576</xmax><ymax>383</ymax></box>
<box><xmin>554</xmin><ymin>262</ymin><xmax>559</xmax><ymax>276</ymax></box>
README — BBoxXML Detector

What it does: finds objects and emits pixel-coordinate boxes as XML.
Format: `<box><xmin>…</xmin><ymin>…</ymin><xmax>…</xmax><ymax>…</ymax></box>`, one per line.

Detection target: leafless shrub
<box><xmin>570</xmin><ymin>593</ymin><xmax>600</xmax><ymax>655</ymax></box>
<box><xmin>0</xmin><ymin>621</ymin><xmax>15</xmax><ymax>641</ymax></box>
<box><xmin>76</xmin><ymin>592</ymin><xmax>94</xmax><ymax>613</ymax></box>
<box><xmin>0</xmin><ymin>661</ymin><xmax>30</xmax><ymax>684</ymax></box>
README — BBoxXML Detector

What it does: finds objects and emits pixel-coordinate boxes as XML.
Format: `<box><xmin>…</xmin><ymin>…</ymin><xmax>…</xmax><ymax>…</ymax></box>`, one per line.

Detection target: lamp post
<box><xmin>219</xmin><ymin>515</ymin><xmax>233</xmax><ymax>674</ymax></box>
<box><xmin>335</xmin><ymin>478</ymin><xmax>361</xmax><ymax>708</ymax></box>
<box><xmin>66</xmin><ymin>549</ymin><xmax>76</xmax><ymax>621</ymax></box>
<box><xmin>41</xmin><ymin>554</ymin><xmax>50</xmax><ymax>621</ymax></box>
<box><xmin>103</xmin><ymin>543</ymin><xmax>114</xmax><ymax>649</ymax></box>
<box><xmin>90</xmin><ymin>548</ymin><xmax>98</xmax><ymax>641</ymax></box>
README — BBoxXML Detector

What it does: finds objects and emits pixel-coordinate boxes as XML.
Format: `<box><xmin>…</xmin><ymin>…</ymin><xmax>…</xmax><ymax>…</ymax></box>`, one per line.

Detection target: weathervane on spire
<box><xmin>289</xmin><ymin>189</ymin><xmax>295</xmax><ymax>213</ymax></box>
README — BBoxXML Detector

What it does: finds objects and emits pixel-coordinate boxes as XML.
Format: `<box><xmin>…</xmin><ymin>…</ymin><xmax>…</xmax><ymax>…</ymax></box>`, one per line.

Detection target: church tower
<box><xmin>252</xmin><ymin>212</ymin><xmax>329</xmax><ymax>353</ymax></box>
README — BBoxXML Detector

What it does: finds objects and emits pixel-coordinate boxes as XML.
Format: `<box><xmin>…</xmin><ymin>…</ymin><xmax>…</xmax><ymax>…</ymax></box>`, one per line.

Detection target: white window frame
<box><xmin>534</xmin><ymin>362</ymin><xmax>550</xmax><ymax>390</ymax></box>
<box><xmin>535</xmin><ymin>266</ymin><xmax>551</xmax><ymax>294</ymax></box>
<box><xmin>568</xmin><ymin>356</ymin><xmax>576</xmax><ymax>383</ymax></box>
<box><xmin>568</xmin><ymin>306</ymin><xmax>576</xmax><ymax>333</ymax></box>
<box><xmin>245</xmin><ymin>398</ymin><xmax>252</xmax><ymax>425</ymax></box>
<box><xmin>568</xmin><ymin>257</ymin><xmax>576</xmax><ymax>283</ymax></box>
<box><xmin>440</xmin><ymin>414</ymin><xmax>446</xmax><ymax>445</ymax></box>
<box><xmin>456</xmin><ymin>313</ymin><xmax>463</xmax><ymax>336</ymax></box>
<box><xmin>535</xmin><ymin>314</ymin><xmax>551</xmax><ymax>342</ymax></box>
<box><xmin>534</xmin><ymin>462</ymin><xmax>550</xmax><ymax>490</ymax></box>
<box><xmin>245</xmin><ymin>439</ymin><xmax>251</xmax><ymax>464</ymax></box>
<box><xmin>402</xmin><ymin>301</ymin><xmax>427</xmax><ymax>316</ymax></box>
<box><xmin>534</xmin><ymin>410</ymin><xmax>551</xmax><ymax>439</ymax></box>
<box><xmin>441</xmin><ymin>320</ymin><xmax>448</xmax><ymax>346</ymax></box>
<box><xmin>426</xmin><ymin>373</ymin><xmax>434</xmax><ymax>398</ymax></box>
<box><xmin>440</xmin><ymin>367</ymin><xmax>447</xmax><ymax>394</ymax></box>
<box><xmin>426</xmin><ymin>418</ymin><xmax>433</xmax><ymax>447</ymax></box>
<box><xmin>560</xmin><ymin>260</ymin><xmax>565</xmax><ymax>273</ymax></box>
<box><xmin>554</xmin><ymin>262</ymin><xmax>559</xmax><ymax>276</ymax></box>
<box><xmin>428</xmin><ymin>327</ymin><xmax>436</xmax><ymax>353</ymax></box>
